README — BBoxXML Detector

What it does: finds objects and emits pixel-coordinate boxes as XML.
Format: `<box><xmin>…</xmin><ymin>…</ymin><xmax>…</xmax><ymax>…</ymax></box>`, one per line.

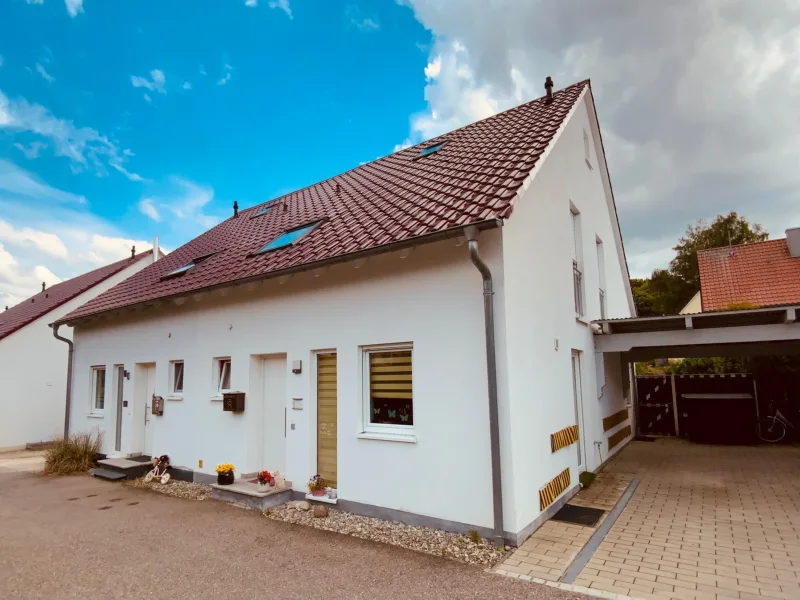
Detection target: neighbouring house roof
<box><xmin>0</xmin><ymin>251</ymin><xmax>153</xmax><ymax>341</ymax></box>
<box><xmin>698</xmin><ymin>238</ymin><xmax>800</xmax><ymax>311</ymax></box>
<box><xmin>60</xmin><ymin>80</ymin><xmax>590</xmax><ymax>324</ymax></box>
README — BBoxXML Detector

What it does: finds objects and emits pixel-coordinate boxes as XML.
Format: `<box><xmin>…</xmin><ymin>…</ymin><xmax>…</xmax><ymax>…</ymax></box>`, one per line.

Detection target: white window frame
<box><xmin>214</xmin><ymin>358</ymin><xmax>232</xmax><ymax>398</ymax></box>
<box><xmin>169</xmin><ymin>360</ymin><xmax>184</xmax><ymax>399</ymax></box>
<box><xmin>596</xmin><ymin>236</ymin><xmax>606</xmax><ymax>320</ymax></box>
<box><xmin>571</xmin><ymin>205</ymin><xmax>585</xmax><ymax>318</ymax></box>
<box><xmin>90</xmin><ymin>365</ymin><xmax>106</xmax><ymax>415</ymax></box>
<box><xmin>358</xmin><ymin>343</ymin><xmax>416</xmax><ymax>443</ymax></box>
<box><xmin>583</xmin><ymin>128</ymin><xmax>593</xmax><ymax>170</ymax></box>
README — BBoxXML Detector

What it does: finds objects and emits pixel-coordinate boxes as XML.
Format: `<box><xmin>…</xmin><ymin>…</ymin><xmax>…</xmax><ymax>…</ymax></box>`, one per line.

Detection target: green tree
<box><xmin>670</xmin><ymin>212</ymin><xmax>768</xmax><ymax>289</ymax></box>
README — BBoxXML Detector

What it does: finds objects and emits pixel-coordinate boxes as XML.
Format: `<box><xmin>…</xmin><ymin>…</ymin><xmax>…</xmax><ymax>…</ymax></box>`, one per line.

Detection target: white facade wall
<box><xmin>69</xmin><ymin>236</ymin><xmax>509</xmax><ymax>531</ymax></box>
<box><xmin>0</xmin><ymin>259</ymin><xmax>152</xmax><ymax>450</ymax></box>
<box><xmin>500</xmin><ymin>91</ymin><xmax>635</xmax><ymax>533</ymax></box>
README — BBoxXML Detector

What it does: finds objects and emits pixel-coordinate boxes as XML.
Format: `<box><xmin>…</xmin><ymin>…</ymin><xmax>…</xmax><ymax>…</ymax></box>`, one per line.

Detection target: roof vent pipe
<box><xmin>544</xmin><ymin>76</ymin><xmax>554</xmax><ymax>103</ymax></box>
<box><xmin>153</xmin><ymin>237</ymin><xmax>159</xmax><ymax>263</ymax></box>
<box><xmin>42</xmin><ymin>282</ymin><xmax>46</xmax><ymax>292</ymax></box>
<box><xmin>233</xmin><ymin>201</ymin><xmax>239</xmax><ymax>218</ymax></box>
<box><xmin>464</xmin><ymin>224</ymin><xmax>505</xmax><ymax>547</ymax></box>
<box><xmin>786</xmin><ymin>227</ymin><xmax>800</xmax><ymax>258</ymax></box>
<box><xmin>131</xmin><ymin>245</ymin><xmax>136</xmax><ymax>259</ymax></box>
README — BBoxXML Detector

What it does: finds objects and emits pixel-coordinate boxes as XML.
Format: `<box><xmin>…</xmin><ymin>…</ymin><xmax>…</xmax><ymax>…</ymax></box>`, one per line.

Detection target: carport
<box><xmin>574</xmin><ymin>304</ymin><xmax>800</xmax><ymax>599</ymax></box>
<box><xmin>594</xmin><ymin>304</ymin><xmax>800</xmax><ymax>441</ymax></box>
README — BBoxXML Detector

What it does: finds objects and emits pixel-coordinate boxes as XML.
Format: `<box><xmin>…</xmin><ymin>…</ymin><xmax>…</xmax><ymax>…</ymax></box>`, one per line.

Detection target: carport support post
<box><xmin>670</xmin><ymin>373</ymin><xmax>680</xmax><ymax>437</ymax></box>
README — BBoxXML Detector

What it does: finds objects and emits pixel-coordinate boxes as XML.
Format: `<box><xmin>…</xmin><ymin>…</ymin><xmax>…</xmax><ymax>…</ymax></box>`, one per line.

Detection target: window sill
<box><xmin>87</xmin><ymin>413</ymin><xmax>104</xmax><ymax>419</ymax></box>
<box><xmin>167</xmin><ymin>394</ymin><xmax>184</xmax><ymax>401</ymax></box>
<box><xmin>575</xmin><ymin>318</ymin><xmax>589</xmax><ymax>326</ymax></box>
<box><xmin>357</xmin><ymin>431</ymin><xmax>417</xmax><ymax>444</ymax></box>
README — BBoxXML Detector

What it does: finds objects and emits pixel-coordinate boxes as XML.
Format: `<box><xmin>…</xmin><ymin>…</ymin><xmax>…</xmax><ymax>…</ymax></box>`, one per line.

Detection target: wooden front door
<box><xmin>317</xmin><ymin>353</ymin><xmax>337</xmax><ymax>488</ymax></box>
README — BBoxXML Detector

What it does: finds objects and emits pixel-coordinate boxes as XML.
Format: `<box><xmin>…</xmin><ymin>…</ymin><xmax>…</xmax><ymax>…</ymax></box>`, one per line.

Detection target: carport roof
<box><xmin>593</xmin><ymin>304</ymin><xmax>800</xmax><ymax>360</ymax></box>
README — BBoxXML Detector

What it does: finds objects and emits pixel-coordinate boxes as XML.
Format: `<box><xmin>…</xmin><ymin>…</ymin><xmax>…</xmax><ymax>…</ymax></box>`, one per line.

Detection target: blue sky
<box><xmin>2</xmin><ymin>1</ymin><xmax>799</xmax><ymax>307</ymax></box>
<box><xmin>0</xmin><ymin>0</ymin><xmax>433</xmax><ymax>306</ymax></box>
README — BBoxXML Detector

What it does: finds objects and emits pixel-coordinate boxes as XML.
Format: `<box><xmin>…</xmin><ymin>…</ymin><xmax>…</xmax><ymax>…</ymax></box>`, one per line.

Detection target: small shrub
<box><xmin>579</xmin><ymin>471</ymin><xmax>596</xmax><ymax>489</ymax></box>
<box><xmin>43</xmin><ymin>431</ymin><xmax>103</xmax><ymax>475</ymax></box>
<box><xmin>468</xmin><ymin>530</ymin><xmax>481</xmax><ymax>545</ymax></box>
<box><xmin>440</xmin><ymin>546</ymin><xmax>446</xmax><ymax>555</ymax></box>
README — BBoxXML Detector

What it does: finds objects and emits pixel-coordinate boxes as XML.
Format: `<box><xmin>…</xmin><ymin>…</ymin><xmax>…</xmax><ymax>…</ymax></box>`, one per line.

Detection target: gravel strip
<box><xmin>125</xmin><ymin>478</ymin><xmax>211</xmax><ymax>500</ymax></box>
<box><xmin>266</xmin><ymin>503</ymin><xmax>506</xmax><ymax>566</ymax></box>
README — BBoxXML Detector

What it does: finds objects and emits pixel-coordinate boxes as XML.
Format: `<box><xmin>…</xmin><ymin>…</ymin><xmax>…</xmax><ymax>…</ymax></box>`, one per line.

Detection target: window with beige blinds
<box><xmin>366</xmin><ymin>347</ymin><xmax>413</xmax><ymax>427</ymax></box>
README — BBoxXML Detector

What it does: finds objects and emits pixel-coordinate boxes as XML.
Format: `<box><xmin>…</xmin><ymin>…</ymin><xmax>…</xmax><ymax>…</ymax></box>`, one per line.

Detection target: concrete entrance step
<box><xmin>96</xmin><ymin>457</ymin><xmax>152</xmax><ymax>480</ymax></box>
<box><xmin>89</xmin><ymin>468</ymin><xmax>127</xmax><ymax>481</ymax></box>
<box><xmin>211</xmin><ymin>481</ymin><xmax>294</xmax><ymax>511</ymax></box>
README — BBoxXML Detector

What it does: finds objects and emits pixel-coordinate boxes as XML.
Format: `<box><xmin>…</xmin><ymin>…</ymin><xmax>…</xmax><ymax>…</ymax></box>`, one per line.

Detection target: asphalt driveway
<box><xmin>0</xmin><ymin>469</ymin><xmax>587</xmax><ymax>600</ymax></box>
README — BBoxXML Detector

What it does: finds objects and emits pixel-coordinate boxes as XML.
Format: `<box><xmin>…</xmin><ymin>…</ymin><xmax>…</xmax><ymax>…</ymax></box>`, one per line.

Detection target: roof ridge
<box><xmin>698</xmin><ymin>237</ymin><xmax>781</xmax><ymax>255</ymax></box>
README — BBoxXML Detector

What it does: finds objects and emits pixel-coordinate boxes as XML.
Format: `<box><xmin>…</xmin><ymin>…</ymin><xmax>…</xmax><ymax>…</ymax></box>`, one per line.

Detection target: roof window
<box><xmin>253</xmin><ymin>204</ymin><xmax>276</xmax><ymax>218</ymax></box>
<box><xmin>419</xmin><ymin>142</ymin><xmax>445</xmax><ymax>157</ymax></box>
<box><xmin>257</xmin><ymin>222</ymin><xmax>320</xmax><ymax>254</ymax></box>
<box><xmin>160</xmin><ymin>251</ymin><xmax>217</xmax><ymax>280</ymax></box>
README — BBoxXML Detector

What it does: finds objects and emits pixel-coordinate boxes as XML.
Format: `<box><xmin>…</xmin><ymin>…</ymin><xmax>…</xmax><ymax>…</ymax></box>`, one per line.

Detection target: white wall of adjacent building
<box><xmin>69</xmin><ymin>236</ymin><xmax>510</xmax><ymax>532</ymax></box>
<box><xmin>0</xmin><ymin>258</ymin><xmax>152</xmax><ymax>451</ymax></box>
<box><xmin>499</xmin><ymin>90</ymin><xmax>635</xmax><ymax>534</ymax></box>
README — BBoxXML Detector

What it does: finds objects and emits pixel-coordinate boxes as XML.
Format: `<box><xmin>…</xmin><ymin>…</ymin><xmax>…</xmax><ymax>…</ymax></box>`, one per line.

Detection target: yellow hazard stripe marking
<box><xmin>608</xmin><ymin>424</ymin><xmax>632</xmax><ymax>452</ymax></box>
<box><xmin>539</xmin><ymin>467</ymin><xmax>571</xmax><ymax>511</ymax></box>
<box><xmin>602</xmin><ymin>408</ymin><xmax>629</xmax><ymax>432</ymax></box>
<box><xmin>550</xmin><ymin>424</ymin><xmax>579</xmax><ymax>453</ymax></box>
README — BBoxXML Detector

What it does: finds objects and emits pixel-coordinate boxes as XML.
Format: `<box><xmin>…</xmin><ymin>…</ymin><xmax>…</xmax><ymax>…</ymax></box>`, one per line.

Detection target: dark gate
<box><xmin>635</xmin><ymin>375</ymin><xmax>676</xmax><ymax>436</ymax></box>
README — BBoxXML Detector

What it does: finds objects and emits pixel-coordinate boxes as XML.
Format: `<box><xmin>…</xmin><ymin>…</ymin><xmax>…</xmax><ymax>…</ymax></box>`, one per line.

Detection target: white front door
<box><xmin>571</xmin><ymin>351</ymin><xmax>587</xmax><ymax>471</ymax></box>
<box><xmin>132</xmin><ymin>363</ymin><xmax>156</xmax><ymax>457</ymax></box>
<box><xmin>261</xmin><ymin>356</ymin><xmax>287</xmax><ymax>473</ymax></box>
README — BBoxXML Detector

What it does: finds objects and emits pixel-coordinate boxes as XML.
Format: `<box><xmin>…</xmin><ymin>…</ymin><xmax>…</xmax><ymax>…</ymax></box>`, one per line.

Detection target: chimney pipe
<box><xmin>42</xmin><ymin>282</ymin><xmax>46</xmax><ymax>292</ymax></box>
<box><xmin>131</xmin><ymin>245</ymin><xmax>136</xmax><ymax>259</ymax></box>
<box><xmin>153</xmin><ymin>236</ymin><xmax>159</xmax><ymax>263</ymax></box>
<box><xmin>544</xmin><ymin>76</ymin><xmax>554</xmax><ymax>103</ymax></box>
<box><xmin>786</xmin><ymin>227</ymin><xmax>800</xmax><ymax>258</ymax></box>
<box><xmin>233</xmin><ymin>201</ymin><xmax>239</xmax><ymax>218</ymax></box>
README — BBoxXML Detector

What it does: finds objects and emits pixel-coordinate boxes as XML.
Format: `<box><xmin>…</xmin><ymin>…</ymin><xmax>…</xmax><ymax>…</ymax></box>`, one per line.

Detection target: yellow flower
<box><xmin>215</xmin><ymin>463</ymin><xmax>235</xmax><ymax>474</ymax></box>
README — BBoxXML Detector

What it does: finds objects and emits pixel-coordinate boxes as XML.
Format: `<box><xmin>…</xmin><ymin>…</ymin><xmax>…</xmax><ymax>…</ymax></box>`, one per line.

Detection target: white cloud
<box><xmin>268</xmin><ymin>0</ymin><xmax>292</xmax><ymax>19</ymax></box>
<box><xmin>0</xmin><ymin>243</ymin><xmax>62</xmax><ymax>308</ymax></box>
<box><xmin>346</xmin><ymin>5</ymin><xmax>379</xmax><ymax>31</ymax></box>
<box><xmin>131</xmin><ymin>69</ymin><xmax>166</xmax><ymax>95</ymax></box>
<box><xmin>399</xmin><ymin>1</ymin><xmax>800</xmax><ymax>278</ymax></box>
<box><xmin>143</xmin><ymin>93</ymin><xmax>152</xmax><ymax>104</ymax></box>
<box><xmin>82</xmin><ymin>234</ymin><xmax>153</xmax><ymax>267</ymax></box>
<box><xmin>199</xmin><ymin>64</ymin><xmax>207</xmax><ymax>76</ymax></box>
<box><xmin>35</xmin><ymin>63</ymin><xmax>55</xmax><ymax>83</ymax></box>
<box><xmin>0</xmin><ymin>159</ymin><xmax>87</xmax><ymax>204</ymax></box>
<box><xmin>182</xmin><ymin>81</ymin><xmax>192</xmax><ymax>90</ymax></box>
<box><xmin>26</xmin><ymin>0</ymin><xmax>44</xmax><ymax>4</ymax></box>
<box><xmin>138</xmin><ymin>198</ymin><xmax>161</xmax><ymax>222</ymax></box>
<box><xmin>0</xmin><ymin>89</ymin><xmax>142</xmax><ymax>181</ymax></box>
<box><xmin>217</xmin><ymin>64</ymin><xmax>233</xmax><ymax>86</ymax></box>
<box><xmin>245</xmin><ymin>0</ymin><xmax>257</xmax><ymax>6</ymax></box>
<box><xmin>13</xmin><ymin>141</ymin><xmax>47</xmax><ymax>159</ymax></box>
<box><xmin>0</xmin><ymin>220</ymin><xmax>69</xmax><ymax>259</ymax></box>
<box><xmin>64</xmin><ymin>0</ymin><xmax>84</xmax><ymax>18</ymax></box>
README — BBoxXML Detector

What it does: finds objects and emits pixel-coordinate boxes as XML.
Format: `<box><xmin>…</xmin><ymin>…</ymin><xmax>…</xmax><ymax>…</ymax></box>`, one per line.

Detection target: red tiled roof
<box><xmin>698</xmin><ymin>239</ymin><xmax>800</xmax><ymax>311</ymax></box>
<box><xmin>60</xmin><ymin>80</ymin><xmax>590</xmax><ymax>323</ymax></box>
<box><xmin>0</xmin><ymin>251</ymin><xmax>153</xmax><ymax>341</ymax></box>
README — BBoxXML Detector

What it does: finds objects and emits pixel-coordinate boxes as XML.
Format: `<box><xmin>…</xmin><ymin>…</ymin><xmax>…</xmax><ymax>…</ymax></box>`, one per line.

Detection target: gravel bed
<box><xmin>266</xmin><ymin>503</ymin><xmax>507</xmax><ymax>565</ymax></box>
<box><xmin>125</xmin><ymin>478</ymin><xmax>212</xmax><ymax>501</ymax></box>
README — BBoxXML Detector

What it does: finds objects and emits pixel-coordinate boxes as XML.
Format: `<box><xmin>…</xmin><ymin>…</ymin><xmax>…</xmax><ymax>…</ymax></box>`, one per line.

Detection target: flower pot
<box><xmin>217</xmin><ymin>471</ymin><xmax>235</xmax><ymax>485</ymax></box>
<box><xmin>311</xmin><ymin>489</ymin><xmax>325</xmax><ymax>497</ymax></box>
<box><xmin>257</xmin><ymin>482</ymin><xmax>268</xmax><ymax>491</ymax></box>
<box><xmin>269</xmin><ymin>479</ymin><xmax>276</xmax><ymax>487</ymax></box>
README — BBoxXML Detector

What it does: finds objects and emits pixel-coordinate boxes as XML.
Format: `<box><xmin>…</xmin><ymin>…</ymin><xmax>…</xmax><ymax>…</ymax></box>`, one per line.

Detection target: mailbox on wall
<box><xmin>223</xmin><ymin>392</ymin><xmax>245</xmax><ymax>413</ymax></box>
<box><xmin>152</xmin><ymin>395</ymin><xmax>164</xmax><ymax>416</ymax></box>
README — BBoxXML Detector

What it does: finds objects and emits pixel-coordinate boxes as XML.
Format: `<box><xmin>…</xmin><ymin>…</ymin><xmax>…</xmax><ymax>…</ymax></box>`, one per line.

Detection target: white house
<box><xmin>0</xmin><ymin>249</ymin><xmax>155</xmax><ymax>452</ymax></box>
<box><xmin>56</xmin><ymin>78</ymin><xmax>636</xmax><ymax>545</ymax></box>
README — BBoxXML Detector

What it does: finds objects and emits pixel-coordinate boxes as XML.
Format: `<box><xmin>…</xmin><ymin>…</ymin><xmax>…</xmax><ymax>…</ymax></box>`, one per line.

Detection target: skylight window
<box><xmin>257</xmin><ymin>222</ymin><xmax>320</xmax><ymax>254</ymax></box>
<box><xmin>419</xmin><ymin>143</ymin><xmax>444</xmax><ymax>157</ymax></box>
<box><xmin>255</xmin><ymin>206</ymin><xmax>273</xmax><ymax>217</ymax></box>
<box><xmin>160</xmin><ymin>251</ymin><xmax>218</xmax><ymax>280</ymax></box>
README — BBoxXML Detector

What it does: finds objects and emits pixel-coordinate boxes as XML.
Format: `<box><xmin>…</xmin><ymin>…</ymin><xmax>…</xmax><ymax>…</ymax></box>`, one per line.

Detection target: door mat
<box><xmin>551</xmin><ymin>504</ymin><xmax>605</xmax><ymax>527</ymax></box>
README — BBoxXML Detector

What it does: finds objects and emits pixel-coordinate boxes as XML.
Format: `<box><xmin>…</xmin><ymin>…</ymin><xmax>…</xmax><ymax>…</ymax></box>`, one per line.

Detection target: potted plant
<box><xmin>257</xmin><ymin>470</ymin><xmax>273</xmax><ymax>491</ymax></box>
<box><xmin>308</xmin><ymin>474</ymin><xmax>326</xmax><ymax>497</ymax></box>
<box><xmin>215</xmin><ymin>463</ymin><xmax>235</xmax><ymax>485</ymax></box>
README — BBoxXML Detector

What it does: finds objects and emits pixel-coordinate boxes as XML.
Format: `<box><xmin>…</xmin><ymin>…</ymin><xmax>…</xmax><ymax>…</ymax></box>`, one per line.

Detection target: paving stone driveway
<box><xmin>575</xmin><ymin>439</ymin><xmax>800</xmax><ymax>600</ymax></box>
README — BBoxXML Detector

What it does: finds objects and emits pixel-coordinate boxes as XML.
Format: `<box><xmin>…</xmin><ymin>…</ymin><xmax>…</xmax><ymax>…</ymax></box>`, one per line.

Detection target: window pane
<box><xmin>174</xmin><ymin>362</ymin><xmax>184</xmax><ymax>393</ymax></box>
<box><xmin>220</xmin><ymin>361</ymin><xmax>231</xmax><ymax>391</ymax></box>
<box><xmin>95</xmin><ymin>369</ymin><xmax>105</xmax><ymax>410</ymax></box>
<box><xmin>369</xmin><ymin>350</ymin><xmax>412</xmax><ymax>426</ymax></box>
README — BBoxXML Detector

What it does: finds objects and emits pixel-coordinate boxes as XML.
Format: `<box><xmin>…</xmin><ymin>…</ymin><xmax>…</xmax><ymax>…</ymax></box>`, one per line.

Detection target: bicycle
<box><xmin>758</xmin><ymin>403</ymin><xmax>794</xmax><ymax>443</ymax></box>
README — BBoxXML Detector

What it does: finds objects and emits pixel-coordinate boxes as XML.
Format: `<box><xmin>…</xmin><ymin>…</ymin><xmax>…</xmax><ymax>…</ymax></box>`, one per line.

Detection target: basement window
<box><xmin>419</xmin><ymin>142</ymin><xmax>444</xmax><ymax>157</ymax></box>
<box><xmin>257</xmin><ymin>222</ymin><xmax>320</xmax><ymax>253</ymax></box>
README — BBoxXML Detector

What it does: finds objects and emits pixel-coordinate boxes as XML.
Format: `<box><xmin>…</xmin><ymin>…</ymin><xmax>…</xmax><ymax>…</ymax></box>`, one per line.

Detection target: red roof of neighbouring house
<box><xmin>698</xmin><ymin>239</ymin><xmax>800</xmax><ymax>311</ymax></box>
<box><xmin>0</xmin><ymin>251</ymin><xmax>153</xmax><ymax>341</ymax></box>
<box><xmin>59</xmin><ymin>80</ymin><xmax>591</xmax><ymax>324</ymax></box>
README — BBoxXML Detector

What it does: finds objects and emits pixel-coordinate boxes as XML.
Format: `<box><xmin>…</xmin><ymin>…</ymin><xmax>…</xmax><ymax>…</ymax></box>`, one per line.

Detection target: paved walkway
<box><xmin>0</xmin><ymin>469</ymin><xmax>588</xmax><ymax>600</ymax></box>
<box><xmin>498</xmin><ymin>439</ymin><xmax>800</xmax><ymax>600</ymax></box>
<box><xmin>0</xmin><ymin>450</ymin><xmax>45</xmax><ymax>475</ymax></box>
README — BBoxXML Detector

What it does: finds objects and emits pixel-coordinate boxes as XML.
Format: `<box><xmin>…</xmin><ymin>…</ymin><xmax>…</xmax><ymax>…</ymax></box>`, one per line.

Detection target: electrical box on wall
<box><xmin>292</xmin><ymin>360</ymin><xmax>302</xmax><ymax>374</ymax></box>
<box><xmin>152</xmin><ymin>395</ymin><xmax>164</xmax><ymax>416</ymax></box>
<box><xmin>223</xmin><ymin>392</ymin><xmax>245</xmax><ymax>412</ymax></box>
<box><xmin>292</xmin><ymin>397</ymin><xmax>303</xmax><ymax>410</ymax></box>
